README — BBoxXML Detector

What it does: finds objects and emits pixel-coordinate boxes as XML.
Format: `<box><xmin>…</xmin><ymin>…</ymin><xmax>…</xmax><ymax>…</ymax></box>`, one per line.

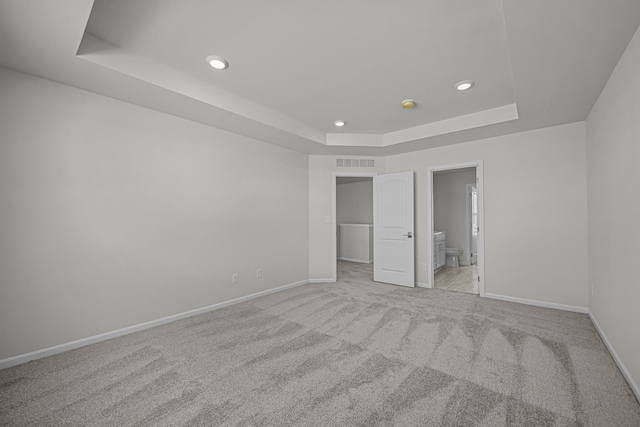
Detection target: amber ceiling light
<box><xmin>401</xmin><ymin>99</ymin><xmax>416</xmax><ymax>109</ymax></box>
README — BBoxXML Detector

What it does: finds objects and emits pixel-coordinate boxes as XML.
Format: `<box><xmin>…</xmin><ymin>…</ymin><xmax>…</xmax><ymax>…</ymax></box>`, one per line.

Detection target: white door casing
<box><xmin>427</xmin><ymin>161</ymin><xmax>484</xmax><ymax>296</ymax></box>
<box><xmin>467</xmin><ymin>184</ymin><xmax>478</xmax><ymax>265</ymax></box>
<box><xmin>373</xmin><ymin>171</ymin><xmax>415</xmax><ymax>287</ymax></box>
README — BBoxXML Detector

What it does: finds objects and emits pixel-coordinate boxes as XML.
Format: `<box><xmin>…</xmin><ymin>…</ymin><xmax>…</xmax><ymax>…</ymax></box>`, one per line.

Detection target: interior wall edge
<box><xmin>588</xmin><ymin>310</ymin><xmax>640</xmax><ymax>403</ymax></box>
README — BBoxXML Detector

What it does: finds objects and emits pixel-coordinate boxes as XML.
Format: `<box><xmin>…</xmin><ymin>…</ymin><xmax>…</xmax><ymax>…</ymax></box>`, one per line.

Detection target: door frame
<box><xmin>332</xmin><ymin>172</ymin><xmax>378</xmax><ymax>282</ymax></box>
<box><xmin>427</xmin><ymin>161</ymin><xmax>485</xmax><ymax>296</ymax></box>
<box><xmin>466</xmin><ymin>183</ymin><xmax>478</xmax><ymax>266</ymax></box>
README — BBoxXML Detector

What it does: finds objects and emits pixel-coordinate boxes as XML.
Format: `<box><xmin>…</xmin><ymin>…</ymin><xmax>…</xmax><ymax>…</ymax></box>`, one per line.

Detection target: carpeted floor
<box><xmin>1</xmin><ymin>262</ymin><xmax>639</xmax><ymax>426</ymax></box>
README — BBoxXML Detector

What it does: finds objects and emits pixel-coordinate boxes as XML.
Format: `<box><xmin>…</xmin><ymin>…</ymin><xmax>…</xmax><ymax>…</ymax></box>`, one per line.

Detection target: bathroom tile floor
<box><xmin>435</xmin><ymin>264</ymin><xmax>478</xmax><ymax>294</ymax></box>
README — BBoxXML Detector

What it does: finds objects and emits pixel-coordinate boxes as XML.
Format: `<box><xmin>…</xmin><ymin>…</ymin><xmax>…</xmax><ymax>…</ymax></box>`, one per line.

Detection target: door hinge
<box><xmin>477</xmin><ymin>276</ymin><xmax>480</xmax><ymax>282</ymax></box>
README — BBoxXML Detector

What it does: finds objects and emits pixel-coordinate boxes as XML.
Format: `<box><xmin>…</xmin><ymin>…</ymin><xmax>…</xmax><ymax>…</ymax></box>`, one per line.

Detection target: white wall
<box><xmin>336</xmin><ymin>179</ymin><xmax>373</xmax><ymax>225</ymax></box>
<box><xmin>586</xmin><ymin>25</ymin><xmax>640</xmax><ymax>393</ymax></box>
<box><xmin>309</xmin><ymin>157</ymin><xmax>384</xmax><ymax>280</ymax></box>
<box><xmin>338</xmin><ymin>224</ymin><xmax>373</xmax><ymax>263</ymax></box>
<box><xmin>434</xmin><ymin>168</ymin><xmax>476</xmax><ymax>264</ymax></box>
<box><xmin>385</xmin><ymin>122</ymin><xmax>588</xmax><ymax>308</ymax></box>
<box><xmin>0</xmin><ymin>67</ymin><xmax>309</xmax><ymax>360</ymax></box>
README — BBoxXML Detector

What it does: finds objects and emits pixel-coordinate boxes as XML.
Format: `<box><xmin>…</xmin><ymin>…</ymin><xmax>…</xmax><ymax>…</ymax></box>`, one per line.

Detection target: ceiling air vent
<box><xmin>336</xmin><ymin>159</ymin><xmax>375</xmax><ymax>168</ymax></box>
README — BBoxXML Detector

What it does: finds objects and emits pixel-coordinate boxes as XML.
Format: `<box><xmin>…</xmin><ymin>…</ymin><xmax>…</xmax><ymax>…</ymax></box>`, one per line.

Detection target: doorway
<box><xmin>332</xmin><ymin>171</ymin><xmax>416</xmax><ymax>286</ymax></box>
<box><xmin>427</xmin><ymin>162</ymin><xmax>485</xmax><ymax>296</ymax></box>
<box><xmin>332</xmin><ymin>173</ymin><xmax>376</xmax><ymax>282</ymax></box>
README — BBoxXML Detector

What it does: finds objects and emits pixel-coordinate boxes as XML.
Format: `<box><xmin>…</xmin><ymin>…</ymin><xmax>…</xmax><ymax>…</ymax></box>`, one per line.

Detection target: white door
<box><xmin>373</xmin><ymin>171</ymin><xmax>415</xmax><ymax>287</ymax></box>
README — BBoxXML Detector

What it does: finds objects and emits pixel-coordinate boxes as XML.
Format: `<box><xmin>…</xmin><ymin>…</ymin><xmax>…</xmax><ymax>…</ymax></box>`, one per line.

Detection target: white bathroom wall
<box><xmin>586</xmin><ymin>24</ymin><xmax>640</xmax><ymax>396</ymax></box>
<box><xmin>338</xmin><ymin>224</ymin><xmax>373</xmax><ymax>263</ymax></box>
<box><xmin>309</xmin><ymin>157</ymin><xmax>384</xmax><ymax>281</ymax></box>
<box><xmin>385</xmin><ymin>122</ymin><xmax>588</xmax><ymax>308</ymax></box>
<box><xmin>336</xmin><ymin>179</ymin><xmax>373</xmax><ymax>225</ymax></box>
<box><xmin>433</xmin><ymin>168</ymin><xmax>476</xmax><ymax>264</ymax></box>
<box><xmin>0</xmin><ymin>67</ymin><xmax>310</xmax><ymax>360</ymax></box>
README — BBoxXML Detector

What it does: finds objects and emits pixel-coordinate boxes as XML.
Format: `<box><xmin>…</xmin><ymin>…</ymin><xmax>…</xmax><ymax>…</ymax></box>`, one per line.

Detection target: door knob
<box><xmin>403</xmin><ymin>231</ymin><xmax>413</xmax><ymax>238</ymax></box>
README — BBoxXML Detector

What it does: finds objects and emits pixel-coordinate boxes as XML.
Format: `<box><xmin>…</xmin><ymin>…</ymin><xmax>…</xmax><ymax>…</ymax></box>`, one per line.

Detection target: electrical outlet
<box><xmin>421</xmin><ymin>263</ymin><xmax>427</xmax><ymax>271</ymax></box>
<box><xmin>256</xmin><ymin>269</ymin><xmax>262</xmax><ymax>278</ymax></box>
<box><xmin>232</xmin><ymin>273</ymin><xmax>239</xmax><ymax>284</ymax></box>
<box><xmin>324</xmin><ymin>216</ymin><xmax>332</xmax><ymax>223</ymax></box>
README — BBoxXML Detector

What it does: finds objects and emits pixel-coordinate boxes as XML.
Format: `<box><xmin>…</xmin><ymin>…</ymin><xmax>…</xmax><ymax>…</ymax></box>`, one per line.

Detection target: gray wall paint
<box><xmin>309</xmin><ymin>123</ymin><xmax>588</xmax><ymax>306</ymax></box>
<box><xmin>586</xmin><ymin>25</ymin><xmax>640</xmax><ymax>392</ymax></box>
<box><xmin>384</xmin><ymin>122</ymin><xmax>588</xmax><ymax>308</ymax></box>
<box><xmin>0</xmin><ymin>67</ymin><xmax>309</xmax><ymax>360</ymax></box>
<box><xmin>336</xmin><ymin>180</ymin><xmax>373</xmax><ymax>225</ymax></box>
<box><xmin>433</xmin><ymin>168</ymin><xmax>476</xmax><ymax>264</ymax></box>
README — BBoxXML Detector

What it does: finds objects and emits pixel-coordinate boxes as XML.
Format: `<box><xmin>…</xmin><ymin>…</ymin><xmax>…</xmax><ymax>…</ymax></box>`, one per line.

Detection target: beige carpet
<box><xmin>1</xmin><ymin>261</ymin><xmax>639</xmax><ymax>426</ymax></box>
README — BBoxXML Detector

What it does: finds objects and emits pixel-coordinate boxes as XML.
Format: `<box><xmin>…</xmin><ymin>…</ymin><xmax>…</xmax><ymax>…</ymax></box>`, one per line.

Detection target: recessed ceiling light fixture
<box><xmin>206</xmin><ymin>55</ymin><xmax>229</xmax><ymax>70</ymax></box>
<box><xmin>334</xmin><ymin>120</ymin><xmax>346</xmax><ymax>127</ymax></box>
<box><xmin>401</xmin><ymin>99</ymin><xmax>416</xmax><ymax>109</ymax></box>
<box><xmin>455</xmin><ymin>80</ymin><xmax>474</xmax><ymax>91</ymax></box>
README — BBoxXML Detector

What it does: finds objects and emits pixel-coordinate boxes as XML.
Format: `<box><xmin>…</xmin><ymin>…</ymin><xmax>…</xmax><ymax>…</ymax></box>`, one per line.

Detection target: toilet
<box><xmin>445</xmin><ymin>248</ymin><xmax>462</xmax><ymax>267</ymax></box>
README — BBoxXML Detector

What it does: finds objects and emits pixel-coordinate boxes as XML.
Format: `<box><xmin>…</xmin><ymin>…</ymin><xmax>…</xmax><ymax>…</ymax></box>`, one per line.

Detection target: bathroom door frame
<box><xmin>331</xmin><ymin>172</ymin><xmax>378</xmax><ymax>283</ymax></box>
<box><xmin>466</xmin><ymin>183</ymin><xmax>478</xmax><ymax>266</ymax></box>
<box><xmin>426</xmin><ymin>161</ymin><xmax>485</xmax><ymax>296</ymax></box>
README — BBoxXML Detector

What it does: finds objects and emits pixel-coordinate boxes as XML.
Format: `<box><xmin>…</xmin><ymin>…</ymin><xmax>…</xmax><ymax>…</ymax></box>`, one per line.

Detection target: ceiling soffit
<box><xmin>3</xmin><ymin>0</ymin><xmax>638</xmax><ymax>156</ymax></box>
<box><xmin>80</xmin><ymin>0</ymin><xmax>518</xmax><ymax>150</ymax></box>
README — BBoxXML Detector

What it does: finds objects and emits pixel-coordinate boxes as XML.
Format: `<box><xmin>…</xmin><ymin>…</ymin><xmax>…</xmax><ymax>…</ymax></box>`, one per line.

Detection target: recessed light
<box><xmin>401</xmin><ymin>99</ymin><xmax>416</xmax><ymax>109</ymax></box>
<box><xmin>455</xmin><ymin>80</ymin><xmax>474</xmax><ymax>91</ymax></box>
<box><xmin>334</xmin><ymin>120</ymin><xmax>346</xmax><ymax>127</ymax></box>
<box><xmin>206</xmin><ymin>55</ymin><xmax>229</xmax><ymax>70</ymax></box>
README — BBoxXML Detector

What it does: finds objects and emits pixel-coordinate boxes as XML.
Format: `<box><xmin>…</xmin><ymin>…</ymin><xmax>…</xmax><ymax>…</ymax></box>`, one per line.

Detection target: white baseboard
<box><xmin>308</xmin><ymin>278</ymin><xmax>336</xmax><ymax>283</ymax></box>
<box><xmin>484</xmin><ymin>293</ymin><xmax>588</xmax><ymax>313</ymax></box>
<box><xmin>416</xmin><ymin>282</ymin><xmax>431</xmax><ymax>288</ymax></box>
<box><xmin>0</xmin><ymin>279</ymin><xmax>310</xmax><ymax>371</ymax></box>
<box><xmin>588</xmin><ymin>310</ymin><xmax>640</xmax><ymax>402</ymax></box>
<box><xmin>337</xmin><ymin>257</ymin><xmax>372</xmax><ymax>264</ymax></box>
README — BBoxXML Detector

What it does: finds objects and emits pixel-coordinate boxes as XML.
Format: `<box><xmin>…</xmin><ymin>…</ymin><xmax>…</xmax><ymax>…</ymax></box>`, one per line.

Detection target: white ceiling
<box><xmin>86</xmin><ymin>0</ymin><xmax>516</xmax><ymax>135</ymax></box>
<box><xmin>1</xmin><ymin>0</ymin><xmax>639</xmax><ymax>155</ymax></box>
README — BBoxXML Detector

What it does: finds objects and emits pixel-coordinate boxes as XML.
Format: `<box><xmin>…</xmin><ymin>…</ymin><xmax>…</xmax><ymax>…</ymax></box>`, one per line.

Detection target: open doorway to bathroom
<box><xmin>333</xmin><ymin>174</ymin><xmax>375</xmax><ymax>282</ymax></box>
<box><xmin>427</xmin><ymin>162</ymin><xmax>485</xmax><ymax>296</ymax></box>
